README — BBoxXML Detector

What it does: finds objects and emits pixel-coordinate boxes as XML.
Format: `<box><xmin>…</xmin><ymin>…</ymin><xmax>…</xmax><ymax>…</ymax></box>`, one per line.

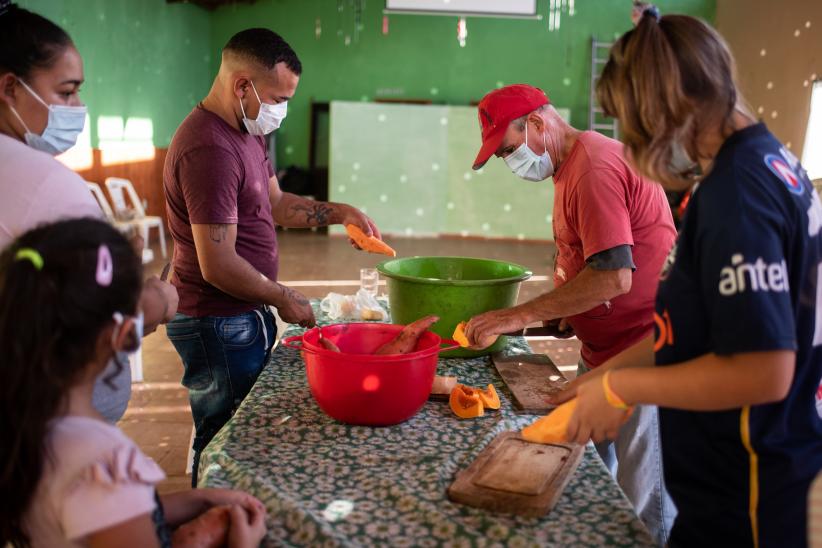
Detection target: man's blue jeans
<box><xmin>167</xmin><ymin>306</ymin><xmax>276</xmax><ymax>486</ymax></box>
<box><xmin>578</xmin><ymin>361</ymin><xmax>677</xmax><ymax>546</ymax></box>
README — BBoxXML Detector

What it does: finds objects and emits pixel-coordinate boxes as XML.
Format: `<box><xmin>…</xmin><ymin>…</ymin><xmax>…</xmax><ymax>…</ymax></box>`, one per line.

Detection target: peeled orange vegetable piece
<box><xmin>476</xmin><ymin>384</ymin><xmax>500</xmax><ymax>410</ymax></box>
<box><xmin>449</xmin><ymin>384</ymin><xmax>484</xmax><ymax>419</ymax></box>
<box><xmin>345</xmin><ymin>224</ymin><xmax>396</xmax><ymax>257</ymax></box>
<box><xmin>521</xmin><ymin>399</ymin><xmax>578</xmax><ymax>444</ymax></box>
<box><xmin>452</xmin><ymin>322</ymin><xmax>470</xmax><ymax>348</ymax></box>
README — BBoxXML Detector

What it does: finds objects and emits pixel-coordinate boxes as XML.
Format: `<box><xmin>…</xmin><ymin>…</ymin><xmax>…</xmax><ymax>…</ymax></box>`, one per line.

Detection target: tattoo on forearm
<box><xmin>285</xmin><ymin>203</ymin><xmax>335</xmax><ymax>227</ymax></box>
<box><xmin>283</xmin><ymin>286</ymin><xmax>310</xmax><ymax>306</ymax></box>
<box><xmin>209</xmin><ymin>224</ymin><xmax>228</xmax><ymax>243</ymax></box>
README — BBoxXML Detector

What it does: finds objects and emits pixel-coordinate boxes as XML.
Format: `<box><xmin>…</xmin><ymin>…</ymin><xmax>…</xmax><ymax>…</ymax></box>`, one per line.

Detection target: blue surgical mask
<box><xmin>504</xmin><ymin>121</ymin><xmax>554</xmax><ymax>181</ymax></box>
<box><xmin>240</xmin><ymin>80</ymin><xmax>287</xmax><ymax>136</ymax></box>
<box><xmin>9</xmin><ymin>79</ymin><xmax>87</xmax><ymax>156</ymax></box>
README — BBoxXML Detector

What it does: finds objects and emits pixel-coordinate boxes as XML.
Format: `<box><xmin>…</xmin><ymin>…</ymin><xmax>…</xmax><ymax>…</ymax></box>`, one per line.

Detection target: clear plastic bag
<box><xmin>320</xmin><ymin>289</ymin><xmax>387</xmax><ymax>321</ymax></box>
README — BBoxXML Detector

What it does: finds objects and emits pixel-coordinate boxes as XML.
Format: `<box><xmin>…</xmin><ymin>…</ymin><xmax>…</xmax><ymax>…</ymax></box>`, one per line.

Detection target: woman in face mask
<box><xmin>555</xmin><ymin>11</ymin><xmax>822</xmax><ymax>547</ymax></box>
<box><xmin>0</xmin><ymin>2</ymin><xmax>100</xmax><ymax>239</ymax></box>
<box><xmin>0</xmin><ymin>2</ymin><xmax>178</xmax><ymax>424</ymax></box>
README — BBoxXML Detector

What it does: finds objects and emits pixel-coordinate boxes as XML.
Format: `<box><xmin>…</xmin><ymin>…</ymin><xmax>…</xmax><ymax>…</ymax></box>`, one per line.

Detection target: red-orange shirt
<box><xmin>552</xmin><ymin>131</ymin><xmax>675</xmax><ymax>367</ymax></box>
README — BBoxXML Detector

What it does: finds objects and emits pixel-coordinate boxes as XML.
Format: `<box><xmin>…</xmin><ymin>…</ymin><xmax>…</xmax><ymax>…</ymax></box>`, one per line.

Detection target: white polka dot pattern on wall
<box><xmin>432</xmin><ymin>163</ymin><xmax>440</xmax><ymax>172</ymax></box>
<box><xmin>771</xmin><ymin>111</ymin><xmax>779</xmax><ymax>119</ymax></box>
<box><xmin>766</xmin><ymin>81</ymin><xmax>774</xmax><ymax>90</ymax></box>
<box><xmin>350</xmin><ymin>174</ymin><xmax>358</xmax><ymax>182</ymax></box>
<box><xmin>399</xmin><ymin>174</ymin><xmax>408</xmax><ymax>183</ymax></box>
<box><xmin>481</xmin><ymin>222</ymin><xmax>490</xmax><ymax>231</ymax></box>
<box><xmin>503</xmin><ymin>204</ymin><xmax>512</xmax><ymax>212</ymax></box>
<box><xmin>463</xmin><ymin>172</ymin><xmax>472</xmax><ymax>181</ymax></box>
<box><xmin>416</xmin><ymin>208</ymin><xmax>424</xmax><ymax>216</ymax></box>
<box><xmin>377</xmin><ymin>114</ymin><xmax>387</xmax><ymax>122</ymax></box>
<box><xmin>379</xmin><ymin>194</ymin><xmax>388</xmax><ymax>203</ymax></box>
<box><xmin>446</xmin><ymin>202</ymin><xmax>455</xmax><ymax>210</ymax></box>
<box><xmin>353</xmin><ymin>162</ymin><xmax>361</xmax><ymax>170</ymax></box>
<box><xmin>440</xmin><ymin>117</ymin><xmax>448</xmax><ymax>126</ymax></box>
<box><xmin>430</xmin><ymin>87</ymin><xmax>439</xmax><ymax>95</ymax></box>
<box><xmin>760</xmin><ymin>49</ymin><xmax>767</xmax><ymax>56</ymax></box>
<box><xmin>338</xmin><ymin>185</ymin><xmax>347</xmax><ymax>193</ymax></box>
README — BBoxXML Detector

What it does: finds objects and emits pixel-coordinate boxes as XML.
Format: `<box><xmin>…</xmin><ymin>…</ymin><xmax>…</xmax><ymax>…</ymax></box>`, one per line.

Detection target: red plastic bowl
<box><xmin>283</xmin><ymin>323</ymin><xmax>458</xmax><ymax>426</ymax></box>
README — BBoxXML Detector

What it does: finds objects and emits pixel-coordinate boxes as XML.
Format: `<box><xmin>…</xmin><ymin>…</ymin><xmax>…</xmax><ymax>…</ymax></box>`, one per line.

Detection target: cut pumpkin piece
<box><xmin>452</xmin><ymin>322</ymin><xmax>470</xmax><ymax>348</ymax></box>
<box><xmin>345</xmin><ymin>225</ymin><xmax>396</xmax><ymax>257</ymax></box>
<box><xmin>449</xmin><ymin>384</ymin><xmax>484</xmax><ymax>419</ymax></box>
<box><xmin>521</xmin><ymin>399</ymin><xmax>577</xmax><ymax>444</ymax></box>
<box><xmin>477</xmin><ymin>384</ymin><xmax>500</xmax><ymax>410</ymax></box>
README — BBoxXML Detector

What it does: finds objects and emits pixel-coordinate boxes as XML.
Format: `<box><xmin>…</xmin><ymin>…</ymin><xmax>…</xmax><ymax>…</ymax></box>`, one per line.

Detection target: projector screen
<box><xmin>385</xmin><ymin>0</ymin><xmax>537</xmax><ymax>17</ymax></box>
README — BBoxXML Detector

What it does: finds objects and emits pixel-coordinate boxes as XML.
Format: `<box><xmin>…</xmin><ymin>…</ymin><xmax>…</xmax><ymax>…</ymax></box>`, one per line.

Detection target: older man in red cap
<box><xmin>465</xmin><ymin>84</ymin><xmax>677</xmax><ymax>544</ymax></box>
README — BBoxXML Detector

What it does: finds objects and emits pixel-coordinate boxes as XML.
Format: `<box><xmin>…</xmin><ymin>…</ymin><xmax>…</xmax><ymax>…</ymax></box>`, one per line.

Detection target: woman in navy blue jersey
<box><xmin>555</xmin><ymin>10</ymin><xmax>822</xmax><ymax>548</ymax></box>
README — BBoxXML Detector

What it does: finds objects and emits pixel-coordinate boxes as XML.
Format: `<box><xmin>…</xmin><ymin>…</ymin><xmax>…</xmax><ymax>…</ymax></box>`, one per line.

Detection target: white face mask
<box><xmin>240</xmin><ymin>80</ymin><xmax>287</xmax><ymax>135</ymax></box>
<box><xmin>9</xmin><ymin>79</ymin><xmax>87</xmax><ymax>156</ymax></box>
<box><xmin>504</xmin><ymin>120</ymin><xmax>554</xmax><ymax>181</ymax></box>
<box><xmin>668</xmin><ymin>140</ymin><xmax>701</xmax><ymax>180</ymax></box>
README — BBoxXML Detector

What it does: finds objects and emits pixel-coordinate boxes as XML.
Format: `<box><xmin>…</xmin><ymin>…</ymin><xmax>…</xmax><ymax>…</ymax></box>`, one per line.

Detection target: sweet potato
<box><xmin>319</xmin><ymin>337</ymin><xmax>341</xmax><ymax>352</ymax></box>
<box><xmin>345</xmin><ymin>225</ymin><xmax>396</xmax><ymax>257</ymax></box>
<box><xmin>376</xmin><ymin>315</ymin><xmax>439</xmax><ymax>355</ymax></box>
<box><xmin>171</xmin><ymin>505</ymin><xmax>231</xmax><ymax>548</ymax></box>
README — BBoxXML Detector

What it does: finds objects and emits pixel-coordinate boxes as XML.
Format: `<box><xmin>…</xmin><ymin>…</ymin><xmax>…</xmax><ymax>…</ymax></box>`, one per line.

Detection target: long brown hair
<box><xmin>596</xmin><ymin>12</ymin><xmax>748</xmax><ymax>189</ymax></box>
<box><xmin>0</xmin><ymin>219</ymin><xmax>142</xmax><ymax>547</ymax></box>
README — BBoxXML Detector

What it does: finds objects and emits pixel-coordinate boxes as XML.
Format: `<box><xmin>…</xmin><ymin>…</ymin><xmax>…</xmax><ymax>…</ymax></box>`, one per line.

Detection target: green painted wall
<box><xmin>329</xmin><ymin>101</ymin><xmax>556</xmax><ymax>239</ymax></box>
<box><xmin>19</xmin><ymin>0</ymin><xmax>211</xmax><ymax>148</ymax></box>
<box><xmin>210</xmin><ymin>0</ymin><xmax>716</xmax><ymax>169</ymax></box>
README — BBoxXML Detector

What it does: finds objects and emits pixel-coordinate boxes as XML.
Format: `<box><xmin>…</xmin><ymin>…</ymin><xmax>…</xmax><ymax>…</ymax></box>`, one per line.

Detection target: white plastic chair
<box><xmin>87</xmin><ymin>181</ymin><xmax>155</xmax><ymax>265</ymax></box>
<box><xmin>104</xmin><ymin>177</ymin><xmax>167</xmax><ymax>259</ymax></box>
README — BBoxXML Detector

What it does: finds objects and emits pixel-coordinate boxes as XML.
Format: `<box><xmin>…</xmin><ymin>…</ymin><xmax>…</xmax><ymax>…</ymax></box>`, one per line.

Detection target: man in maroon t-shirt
<box><xmin>163</xmin><ymin>28</ymin><xmax>380</xmax><ymax>485</ymax></box>
<box><xmin>465</xmin><ymin>85</ymin><xmax>677</xmax><ymax>545</ymax></box>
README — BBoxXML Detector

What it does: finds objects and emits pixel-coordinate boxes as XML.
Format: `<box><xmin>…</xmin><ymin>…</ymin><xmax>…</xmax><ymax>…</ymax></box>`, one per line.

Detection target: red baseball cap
<box><xmin>472</xmin><ymin>84</ymin><xmax>550</xmax><ymax>170</ymax></box>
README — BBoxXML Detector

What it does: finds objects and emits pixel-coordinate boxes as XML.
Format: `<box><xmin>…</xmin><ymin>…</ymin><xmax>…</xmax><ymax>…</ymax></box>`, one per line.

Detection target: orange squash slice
<box><xmin>345</xmin><ymin>225</ymin><xmax>396</xmax><ymax>257</ymax></box>
<box><xmin>477</xmin><ymin>384</ymin><xmax>500</xmax><ymax>410</ymax></box>
<box><xmin>452</xmin><ymin>322</ymin><xmax>470</xmax><ymax>347</ymax></box>
<box><xmin>521</xmin><ymin>398</ymin><xmax>577</xmax><ymax>444</ymax></box>
<box><xmin>449</xmin><ymin>384</ymin><xmax>484</xmax><ymax>419</ymax></box>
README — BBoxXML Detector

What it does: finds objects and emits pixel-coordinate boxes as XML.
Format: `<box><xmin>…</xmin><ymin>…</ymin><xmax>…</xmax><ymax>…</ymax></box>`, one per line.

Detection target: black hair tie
<box><xmin>643</xmin><ymin>5</ymin><xmax>661</xmax><ymax>22</ymax></box>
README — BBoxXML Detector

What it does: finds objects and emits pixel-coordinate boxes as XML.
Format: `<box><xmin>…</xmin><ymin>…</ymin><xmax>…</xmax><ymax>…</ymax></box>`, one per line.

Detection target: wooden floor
<box><xmin>122</xmin><ymin>230</ymin><xmax>581</xmax><ymax>494</ymax></box>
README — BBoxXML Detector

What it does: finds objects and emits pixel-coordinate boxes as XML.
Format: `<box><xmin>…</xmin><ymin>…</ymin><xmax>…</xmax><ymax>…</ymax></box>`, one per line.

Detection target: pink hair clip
<box><xmin>96</xmin><ymin>244</ymin><xmax>113</xmax><ymax>287</ymax></box>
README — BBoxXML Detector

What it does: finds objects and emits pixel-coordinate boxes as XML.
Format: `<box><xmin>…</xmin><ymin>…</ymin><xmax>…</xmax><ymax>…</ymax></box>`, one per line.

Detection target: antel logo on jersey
<box><xmin>718</xmin><ymin>254</ymin><xmax>790</xmax><ymax>297</ymax></box>
<box><xmin>765</xmin><ymin>153</ymin><xmax>804</xmax><ymax>195</ymax></box>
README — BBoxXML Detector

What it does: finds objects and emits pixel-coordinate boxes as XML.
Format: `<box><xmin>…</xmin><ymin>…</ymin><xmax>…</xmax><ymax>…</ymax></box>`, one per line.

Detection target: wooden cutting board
<box><xmin>491</xmin><ymin>352</ymin><xmax>569</xmax><ymax>414</ymax></box>
<box><xmin>447</xmin><ymin>432</ymin><xmax>584</xmax><ymax>517</ymax></box>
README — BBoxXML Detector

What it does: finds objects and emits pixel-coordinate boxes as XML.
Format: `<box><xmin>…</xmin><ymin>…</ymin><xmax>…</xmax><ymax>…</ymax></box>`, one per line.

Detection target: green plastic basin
<box><xmin>377</xmin><ymin>256</ymin><xmax>532</xmax><ymax>358</ymax></box>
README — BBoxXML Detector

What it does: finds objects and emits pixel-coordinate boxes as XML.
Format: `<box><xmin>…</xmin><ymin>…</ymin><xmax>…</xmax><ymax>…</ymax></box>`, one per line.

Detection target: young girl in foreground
<box><xmin>0</xmin><ymin>218</ymin><xmax>266</xmax><ymax>547</ymax></box>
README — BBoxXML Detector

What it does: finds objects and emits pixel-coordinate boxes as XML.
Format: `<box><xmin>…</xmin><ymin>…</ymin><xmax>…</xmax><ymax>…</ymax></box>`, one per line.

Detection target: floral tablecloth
<box><xmin>200</xmin><ymin>303</ymin><xmax>654</xmax><ymax>547</ymax></box>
